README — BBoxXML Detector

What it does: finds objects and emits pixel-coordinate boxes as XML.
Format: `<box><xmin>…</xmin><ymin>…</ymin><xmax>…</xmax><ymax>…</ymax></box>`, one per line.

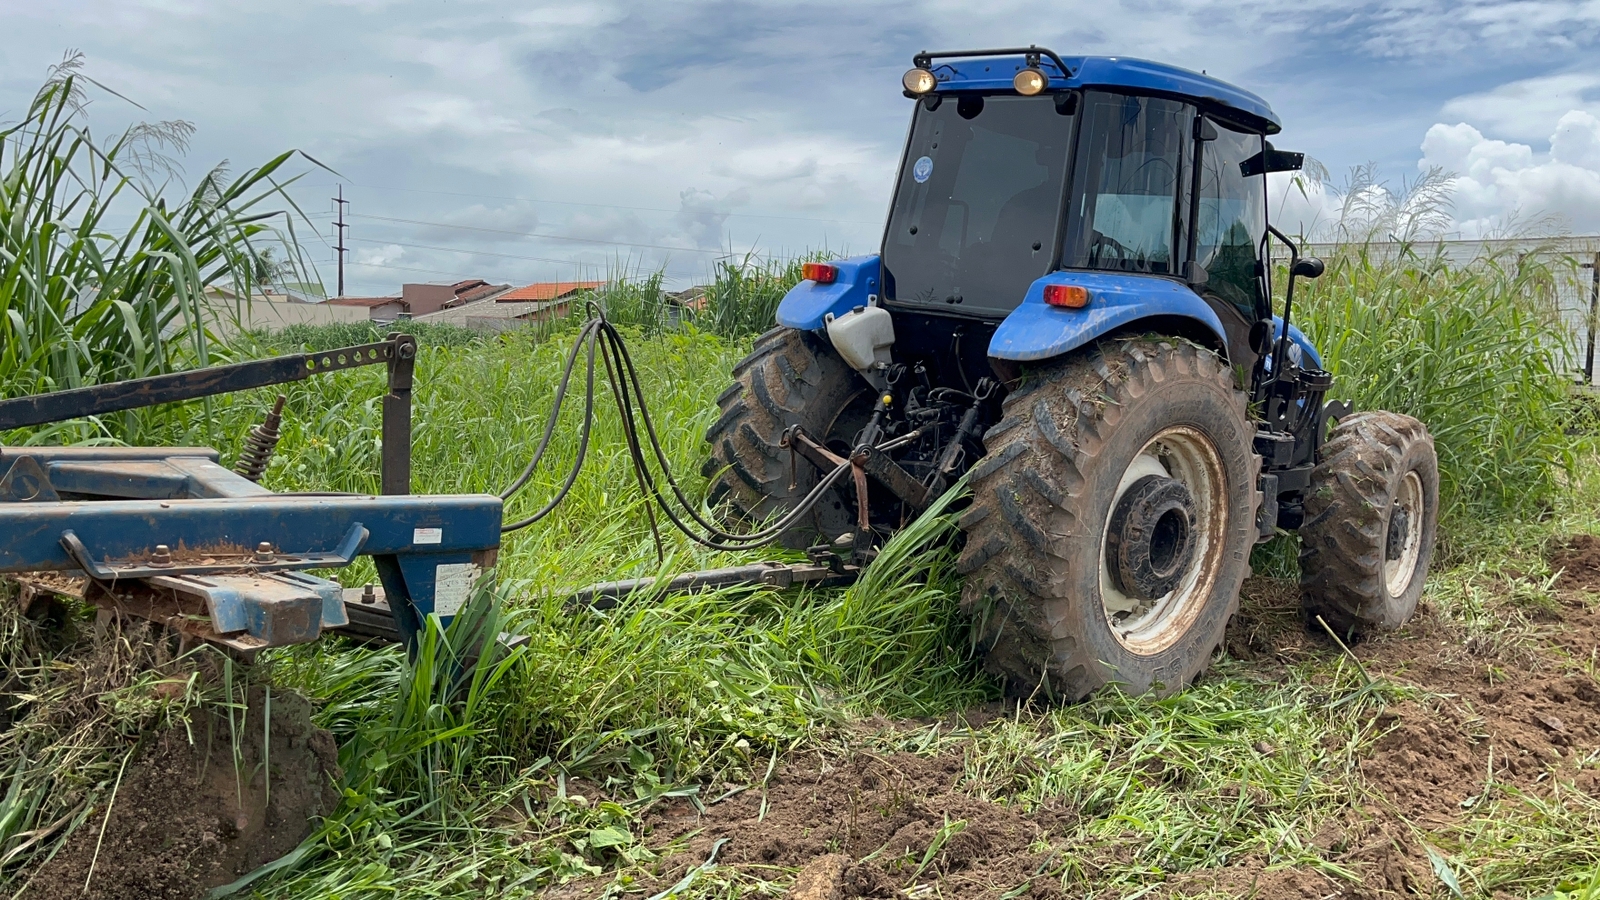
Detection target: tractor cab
<box><xmin>882</xmin><ymin>49</ymin><xmax>1304</xmax><ymax>370</ymax></box>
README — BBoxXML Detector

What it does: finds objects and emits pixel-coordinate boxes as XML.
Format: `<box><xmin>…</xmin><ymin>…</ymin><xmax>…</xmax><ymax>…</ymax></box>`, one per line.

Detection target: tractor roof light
<box><xmin>802</xmin><ymin>262</ymin><xmax>838</xmax><ymax>284</ymax></box>
<box><xmin>1013</xmin><ymin>67</ymin><xmax>1047</xmax><ymax>96</ymax></box>
<box><xmin>1043</xmin><ymin>284</ymin><xmax>1090</xmax><ymax>308</ymax></box>
<box><xmin>902</xmin><ymin>67</ymin><xmax>937</xmax><ymax>95</ymax></box>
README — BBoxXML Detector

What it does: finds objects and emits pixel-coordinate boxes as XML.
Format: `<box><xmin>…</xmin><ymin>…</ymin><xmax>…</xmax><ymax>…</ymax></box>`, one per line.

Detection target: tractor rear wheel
<box><xmin>958</xmin><ymin>338</ymin><xmax>1259</xmax><ymax>700</ymax></box>
<box><xmin>702</xmin><ymin>326</ymin><xmax>872</xmax><ymax>549</ymax></box>
<box><xmin>1298</xmin><ymin>411</ymin><xmax>1438</xmax><ymax>637</ymax></box>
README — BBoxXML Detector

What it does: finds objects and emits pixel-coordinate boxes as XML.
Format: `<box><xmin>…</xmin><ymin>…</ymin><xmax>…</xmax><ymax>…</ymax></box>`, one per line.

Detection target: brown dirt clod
<box><xmin>786</xmin><ymin>853</ymin><xmax>851</xmax><ymax>900</ymax></box>
<box><xmin>19</xmin><ymin>686</ymin><xmax>340</xmax><ymax>900</ymax></box>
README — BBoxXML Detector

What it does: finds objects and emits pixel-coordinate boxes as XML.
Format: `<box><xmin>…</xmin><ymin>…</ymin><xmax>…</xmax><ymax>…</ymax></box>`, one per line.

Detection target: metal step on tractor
<box><xmin>704</xmin><ymin>47</ymin><xmax>1439</xmax><ymax>700</ymax></box>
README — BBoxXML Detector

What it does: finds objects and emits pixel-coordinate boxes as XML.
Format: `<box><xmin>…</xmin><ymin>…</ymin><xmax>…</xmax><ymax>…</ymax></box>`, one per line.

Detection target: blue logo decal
<box><xmin>912</xmin><ymin>156</ymin><xmax>933</xmax><ymax>183</ymax></box>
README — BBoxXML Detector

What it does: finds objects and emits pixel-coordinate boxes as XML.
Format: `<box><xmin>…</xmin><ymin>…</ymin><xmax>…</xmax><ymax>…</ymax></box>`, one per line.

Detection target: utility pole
<box><xmin>332</xmin><ymin>185</ymin><xmax>349</xmax><ymax>298</ymax></box>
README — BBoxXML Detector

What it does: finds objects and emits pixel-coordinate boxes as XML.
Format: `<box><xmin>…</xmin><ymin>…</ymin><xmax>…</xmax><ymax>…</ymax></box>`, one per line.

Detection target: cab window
<box><xmin>1194</xmin><ymin>122</ymin><xmax>1267</xmax><ymax>319</ymax></box>
<box><xmin>1061</xmin><ymin>93</ymin><xmax>1193</xmax><ymax>276</ymax></box>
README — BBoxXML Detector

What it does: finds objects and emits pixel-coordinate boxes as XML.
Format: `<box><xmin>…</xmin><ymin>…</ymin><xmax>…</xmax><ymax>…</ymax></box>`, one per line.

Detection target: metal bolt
<box><xmin>361</xmin><ymin>583</ymin><xmax>376</xmax><ymax>605</ymax></box>
<box><xmin>254</xmin><ymin>542</ymin><xmax>275</xmax><ymax>563</ymax></box>
<box><xmin>150</xmin><ymin>545</ymin><xmax>173</xmax><ymax>567</ymax></box>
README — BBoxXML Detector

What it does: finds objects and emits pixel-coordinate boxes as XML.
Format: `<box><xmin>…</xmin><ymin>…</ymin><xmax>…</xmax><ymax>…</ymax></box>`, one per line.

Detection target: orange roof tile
<box><xmin>497</xmin><ymin>280</ymin><xmax>606</xmax><ymax>302</ymax></box>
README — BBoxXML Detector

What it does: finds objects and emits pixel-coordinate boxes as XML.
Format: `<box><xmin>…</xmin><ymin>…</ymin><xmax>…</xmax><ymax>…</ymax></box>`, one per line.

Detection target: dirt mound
<box><xmin>19</xmin><ymin>686</ymin><xmax>340</xmax><ymax>900</ymax></box>
<box><xmin>1360</xmin><ymin>673</ymin><xmax>1600</xmax><ymax>820</ymax></box>
<box><xmin>660</xmin><ymin>751</ymin><xmax>1065</xmax><ymax>899</ymax></box>
<box><xmin>548</xmin><ymin>750</ymin><xmax>1066</xmax><ymax>900</ymax></box>
<box><xmin>1550</xmin><ymin>533</ymin><xmax>1600</xmax><ymax>590</ymax></box>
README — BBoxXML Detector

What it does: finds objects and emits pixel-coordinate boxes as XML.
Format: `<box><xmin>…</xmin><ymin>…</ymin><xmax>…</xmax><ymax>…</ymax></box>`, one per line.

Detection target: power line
<box><xmin>294</xmin><ymin>180</ymin><xmax>883</xmax><ymax>226</ymax></box>
<box><xmin>350</xmin><ymin>213</ymin><xmax>724</xmax><ymax>254</ymax></box>
<box><xmin>344</xmin><ymin>260</ymin><xmax>510</xmax><ymax>280</ymax></box>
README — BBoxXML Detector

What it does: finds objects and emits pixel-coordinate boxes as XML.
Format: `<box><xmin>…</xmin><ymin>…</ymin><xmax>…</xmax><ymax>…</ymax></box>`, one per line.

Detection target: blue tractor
<box><xmin>704</xmin><ymin>48</ymin><xmax>1439</xmax><ymax>700</ymax></box>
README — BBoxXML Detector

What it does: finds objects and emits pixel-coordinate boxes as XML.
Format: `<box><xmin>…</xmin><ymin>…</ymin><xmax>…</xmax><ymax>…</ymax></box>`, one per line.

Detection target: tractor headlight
<box><xmin>902</xmin><ymin>67</ymin><xmax>937</xmax><ymax>95</ymax></box>
<box><xmin>1013</xmin><ymin>67</ymin><xmax>1047</xmax><ymax>96</ymax></box>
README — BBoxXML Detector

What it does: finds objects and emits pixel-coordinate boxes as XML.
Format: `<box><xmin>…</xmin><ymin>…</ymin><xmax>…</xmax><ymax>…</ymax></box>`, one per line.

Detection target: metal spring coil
<box><xmin>234</xmin><ymin>395</ymin><xmax>286</xmax><ymax>482</ymax></box>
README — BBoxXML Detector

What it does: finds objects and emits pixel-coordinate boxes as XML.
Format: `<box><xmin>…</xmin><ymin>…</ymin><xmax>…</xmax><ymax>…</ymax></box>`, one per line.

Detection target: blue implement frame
<box><xmin>0</xmin><ymin>335</ymin><xmax>503</xmax><ymax>651</ymax></box>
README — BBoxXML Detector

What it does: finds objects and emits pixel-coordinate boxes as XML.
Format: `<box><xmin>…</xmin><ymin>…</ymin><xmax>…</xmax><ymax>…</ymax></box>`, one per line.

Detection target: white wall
<box><xmin>199</xmin><ymin>297</ymin><xmax>373</xmax><ymax>336</ymax></box>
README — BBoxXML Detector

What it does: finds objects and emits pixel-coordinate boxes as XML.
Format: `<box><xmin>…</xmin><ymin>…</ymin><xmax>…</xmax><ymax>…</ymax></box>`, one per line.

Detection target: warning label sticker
<box><xmin>433</xmin><ymin>562</ymin><xmax>482</xmax><ymax>617</ymax></box>
<box><xmin>413</xmin><ymin>527</ymin><xmax>443</xmax><ymax>545</ymax></box>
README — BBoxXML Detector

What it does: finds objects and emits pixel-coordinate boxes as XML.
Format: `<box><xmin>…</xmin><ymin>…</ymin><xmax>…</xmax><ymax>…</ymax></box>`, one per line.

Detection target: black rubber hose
<box><xmin>593</xmin><ymin>320</ymin><xmax>849</xmax><ymax>549</ymax></box>
<box><xmin>498</xmin><ymin>309</ymin><xmax>861</xmax><ymax>546</ymax></box>
<box><xmin>597</xmin><ymin>319</ymin><xmax>762</xmax><ymax>540</ymax></box>
<box><xmin>499</xmin><ymin>324</ymin><xmax>601</xmax><ymax>533</ymax></box>
<box><xmin>499</xmin><ymin>317</ymin><xmax>604</xmax><ymax>501</ymax></box>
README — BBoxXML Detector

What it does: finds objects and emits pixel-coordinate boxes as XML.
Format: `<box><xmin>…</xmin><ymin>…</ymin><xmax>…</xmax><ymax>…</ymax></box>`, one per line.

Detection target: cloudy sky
<box><xmin>5</xmin><ymin>0</ymin><xmax>1599</xmax><ymax>295</ymax></box>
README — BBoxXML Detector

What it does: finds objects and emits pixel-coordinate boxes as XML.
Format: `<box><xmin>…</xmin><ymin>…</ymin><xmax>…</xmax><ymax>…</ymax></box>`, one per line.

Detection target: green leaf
<box><xmin>1426</xmin><ymin>845</ymin><xmax>1464</xmax><ymax>898</ymax></box>
<box><xmin>587</xmin><ymin>825</ymin><xmax>633</xmax><ymax>849</ymax></box>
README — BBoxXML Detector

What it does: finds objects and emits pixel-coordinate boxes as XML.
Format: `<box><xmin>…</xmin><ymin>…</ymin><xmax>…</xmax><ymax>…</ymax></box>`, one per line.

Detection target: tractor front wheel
<box><xmin>958</xmin><ymin>338</ymin><xmax>1259</xmax><ymax>700</ymax></box>
<box><xmin>1298</xmin><ymin>411</ymin><xmax>1438</xmax><ymax>637</ymax></box>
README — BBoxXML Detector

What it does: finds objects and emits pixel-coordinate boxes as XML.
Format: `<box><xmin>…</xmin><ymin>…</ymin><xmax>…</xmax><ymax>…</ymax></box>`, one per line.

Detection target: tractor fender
<box><xmin>989</xmin><ymin>272</ymin><xmax>1228</xmax><ymax>362</ymax></box>
<box><xmin>1272</xmin><ymin>315</ymin><xmax>1323</xmax><ymax>369</ymax></box>
<box><xmin>775</xmin><ymin>255</ymin><xmax>881</xmax><ymax>331</ymax></box>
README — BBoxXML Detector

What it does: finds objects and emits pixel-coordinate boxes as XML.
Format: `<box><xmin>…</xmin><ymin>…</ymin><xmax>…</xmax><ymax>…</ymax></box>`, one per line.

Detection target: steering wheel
<box><xmin>1088</xmin><ymin>230</ymin><xmax>1131</xmax><ymax>267</ymax></box>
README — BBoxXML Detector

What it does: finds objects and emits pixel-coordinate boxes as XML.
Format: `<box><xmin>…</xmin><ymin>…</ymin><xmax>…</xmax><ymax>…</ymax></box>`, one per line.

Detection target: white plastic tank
<box><xmin>824</xmin><ymin>298</ymin><xmax>895</xmax><ymax>374</ymax></box>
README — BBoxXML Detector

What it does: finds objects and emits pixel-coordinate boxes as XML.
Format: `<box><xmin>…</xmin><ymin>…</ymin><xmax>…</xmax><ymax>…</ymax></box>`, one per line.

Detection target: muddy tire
<box><xmin>958</xmin><ymin>338</ymin><xmax>1260</xmax><ymax>700</ymax></box>
<box><xmin>702</xmin><ymin>326</ymin><xmax>871</xmax><ymax>549</ymax></box>
<box><xmin>1299</xmin><ymin>411</ymin><xmax>1438</xmax><ymax>637</ymax></box>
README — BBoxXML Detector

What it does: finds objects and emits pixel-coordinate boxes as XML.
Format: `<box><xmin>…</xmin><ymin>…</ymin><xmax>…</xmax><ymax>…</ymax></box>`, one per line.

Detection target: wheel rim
<box><xmin>1384</xmin><ymin>470</ymin><xmax>1425</xmax><ymax>597</ymax></box>
<box><xmin>1099</xmin><ymin>426</ymin><xmax>1229</xmax><ymax>654</ymax></box>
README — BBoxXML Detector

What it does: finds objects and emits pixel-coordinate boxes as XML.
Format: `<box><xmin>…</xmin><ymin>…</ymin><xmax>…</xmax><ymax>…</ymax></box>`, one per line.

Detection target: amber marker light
<box><xmin>1013</xmin><ymin>67</ymin><xmax>1047</xmax><ymax>96</ymax></box>
<box><xmin>801</xmin><ymin>262</ymin><xmax>838</xmax><ymax>284</ymax></box>
<box><xmin>902</xmin><ymin>68</ymin><xmax>937</xmax><ymax>94</ymax></box>
<box><xmin>1043</xmin><ymin>284</ymin><xmax>1090</xmax><ymax>308</ymax></box>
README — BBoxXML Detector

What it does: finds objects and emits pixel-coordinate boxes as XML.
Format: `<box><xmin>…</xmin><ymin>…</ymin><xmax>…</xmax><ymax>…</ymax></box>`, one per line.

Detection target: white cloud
<box><xmin>1356</xmin><ymin>0</ymin><xmax>1600</xmax><ymax>57</ymax></box>
<box><xmin>354</xmin><ymin>243</ymin><xmax>406</xmax><ymax>266</ymax></box>
<box><xmin>1439</xmin><ymin>73</ymin><xmax>1600</xmax><ymax>142</ymax></box>
<box><xmin>1268</xmin><ymin>172</ymin><xmax>1343</xmax><ymax>238</ymax></box>
<box><xmin>1419</xmin><ymin>111</ymin><xmax>1600</xmax><ymax>234</ymax></box>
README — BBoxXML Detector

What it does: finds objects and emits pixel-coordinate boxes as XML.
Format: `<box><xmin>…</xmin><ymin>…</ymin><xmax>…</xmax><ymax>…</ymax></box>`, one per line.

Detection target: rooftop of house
<box><xmin>497</xmin><ymin>280</ymin><xmax>606</xmax><ymax>303</ymax></box>
<box><xmin>325</xmin><ymin>296</ymin><xmax>405</xmax><ymax>309</ymax></box>
<box><xmin>442</xmin><ymin>280</ymin><xmax>513</xmax><ymax>308</ymax></box>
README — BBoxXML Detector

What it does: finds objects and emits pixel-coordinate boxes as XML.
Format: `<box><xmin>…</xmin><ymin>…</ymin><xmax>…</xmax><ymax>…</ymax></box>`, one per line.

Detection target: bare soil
<box><xmin>550</xmin><ymin>538</ymin><xmax>1600</xmax><ymax>900</ymax></box>
<box><xmin>18</xmin><ymin>686</ymin><xmax>340</xmax><ymax>900</ymax></box>
<box><xmin>1163</xmin><ymin>538</ymin><xmax>1600</xmax><ymax>899</ymax></box>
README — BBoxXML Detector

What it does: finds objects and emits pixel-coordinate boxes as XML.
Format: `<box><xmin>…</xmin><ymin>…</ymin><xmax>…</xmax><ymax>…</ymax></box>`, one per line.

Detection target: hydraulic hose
<box><xmin>498</xmin><ymin>309</ymin><xmax>867</xmax><ymax>549</ymax></box>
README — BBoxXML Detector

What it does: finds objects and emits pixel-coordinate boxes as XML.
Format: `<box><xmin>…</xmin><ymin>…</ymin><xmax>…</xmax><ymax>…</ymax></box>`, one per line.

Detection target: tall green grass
<box><xmin>695</xmin><ymin>251</ymin><xmax>833</xmax><ymax>337</ymax></box>
<box><xmin>1293</xmin><ymin>242</ymin><xmax>1582</xmax><ymax>524</ymax></box>
<box><xmin>252</xmin><ymin>319</ymin><xmax>489</xmax><ymax>354</ymax></box>
<box><xmin>571</xmin><ymin>251</ymin><xmax>833</xmax><ymax>338</ymax></box>
<box><xmin>0</xmin><ymin>55</ymin><xmax>312</xmax><ymax>439</ymax></box>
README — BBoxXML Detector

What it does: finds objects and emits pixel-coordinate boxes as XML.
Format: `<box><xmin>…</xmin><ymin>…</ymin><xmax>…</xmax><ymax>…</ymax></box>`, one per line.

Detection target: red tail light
<box><xmin>1043</xmin><ymin>284</ymin><xmax>1090</xmax><ymax>308</ymax></box>
<box><xmin>802</xmin><ymin>262</ymin><xmax>838</xmax><ymax>284</ymax></box>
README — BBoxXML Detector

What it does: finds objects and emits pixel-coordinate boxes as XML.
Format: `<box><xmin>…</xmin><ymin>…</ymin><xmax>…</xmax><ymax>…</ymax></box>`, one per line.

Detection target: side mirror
<box><xmin>1291</xmin><ymin>256</ymin><xmax>1325</xmax><ymax>279</ymax></box>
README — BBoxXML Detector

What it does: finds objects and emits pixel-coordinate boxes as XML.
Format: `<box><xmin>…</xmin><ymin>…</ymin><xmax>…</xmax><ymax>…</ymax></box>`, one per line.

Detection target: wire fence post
<box><xmin>1586</xmin><ymin>253</ymin><xmax>1599</xmax><ymax>386</ymax></box>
